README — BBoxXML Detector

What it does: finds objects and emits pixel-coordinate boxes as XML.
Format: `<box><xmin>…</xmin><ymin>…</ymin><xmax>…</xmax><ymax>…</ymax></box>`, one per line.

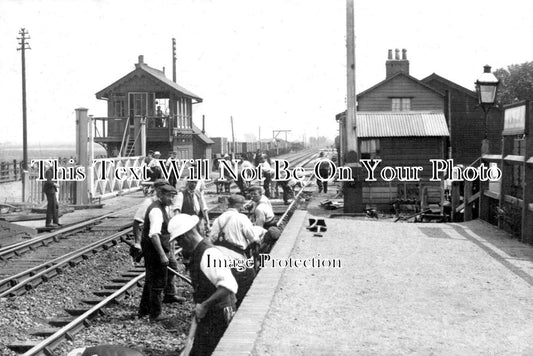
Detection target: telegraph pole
<box><xmin>230</xmin><ymin>116</ymin><xmax>236</xmax><ymax>159</ymax></box>
<box><xmin>172</xmin><ymin>38</ymin><xmax>177</xmax><ymax>83</ymax></box>
<box><xmin>17</xmin><ymin>28</ymin><xmax>31</xmax><ymax>201</ymax></box>
<box><xmin>344</xmin><ymin>0</ymin><xmax>363</xmax><ymax>213</ymax></box>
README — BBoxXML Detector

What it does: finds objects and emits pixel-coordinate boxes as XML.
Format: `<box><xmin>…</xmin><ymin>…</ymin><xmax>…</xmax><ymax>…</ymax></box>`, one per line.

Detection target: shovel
<box><xmin>167</xmin><ymin>266</ymin><xmax>193</xmax><ymax>286</ymax></box>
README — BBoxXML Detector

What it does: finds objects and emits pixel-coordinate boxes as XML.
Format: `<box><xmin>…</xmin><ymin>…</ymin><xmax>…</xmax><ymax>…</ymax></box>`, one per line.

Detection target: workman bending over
<box><xmin>169</xmin><ymin>214</ymin><xmax>238</xmax><ymax>356</ymax></box>
<box><xmin>209</xmin><ymin>194</ymin><xmax>265</xmax><ymax>307</ymax></box>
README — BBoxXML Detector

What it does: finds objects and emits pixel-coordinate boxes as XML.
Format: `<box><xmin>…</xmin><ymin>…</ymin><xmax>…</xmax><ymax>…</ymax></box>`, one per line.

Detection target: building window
<box><xmin>392</xmin><ymin>98</ymin><xmax>411</xmax><ymax>111</ymax></box>
<box><xmin>360</xmin><ymin>139</ymin><xmax>380</xmax><ymax>159</ymax></box>
<box><xmin>511</xmin><ymin>137</ymin><xmax>525</xmax><ymax>196</ymax></box>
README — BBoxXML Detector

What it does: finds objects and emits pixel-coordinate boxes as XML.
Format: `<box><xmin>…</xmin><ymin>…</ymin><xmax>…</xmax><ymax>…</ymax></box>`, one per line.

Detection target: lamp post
<box><xmin>475</xmin><ymin>64</ymin><xmax>500</xmax><ymax>155</ymax></box>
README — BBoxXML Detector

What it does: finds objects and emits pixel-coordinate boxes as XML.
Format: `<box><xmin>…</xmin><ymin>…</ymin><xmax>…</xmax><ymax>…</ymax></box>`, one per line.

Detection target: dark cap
<box><xmin>248</xmin><ymin>186</ymin><xmax>263</xmax><ymax>193</ymax></box>
<box><xmin>228</xmin><ymin>194</ymin><xmax>245</xmax><ymax>205</ymax></box>
<box><xmin>159</xmin><ymin>184</ymin><xmax>177</xmax><ymax>195</ymax></box>
<box><xmin>153</xmin><ymin>179</ymin><xmax>169</xmax><ymax>189</ymax></box>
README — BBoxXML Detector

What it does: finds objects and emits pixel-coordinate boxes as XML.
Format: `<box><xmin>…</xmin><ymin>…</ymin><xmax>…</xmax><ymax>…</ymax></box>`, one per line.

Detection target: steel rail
<box><xmin>0</xmin><ymin>211</ymin><xmax>123</xmax><ymax>260</ymax></box>
<box><xmin>20</xmin><ymin>246</ymin><xmax>185</xmax><ymax>356</ymax></box>
<box><xmin>21</xmin><ymin>272</ymin><xmax>145</xmax><ymax>356</ymax></box>
<box><xmin>0</xmin><ymin>228</ymin><xmax>133</xmax><ymax>298</ymax></box>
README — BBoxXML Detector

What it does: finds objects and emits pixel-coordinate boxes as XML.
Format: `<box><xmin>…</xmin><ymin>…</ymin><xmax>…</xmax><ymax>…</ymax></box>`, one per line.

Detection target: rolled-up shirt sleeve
<box><xmin>148</xmin><ymin>208</ymin><xmax>164</xmax><ymax>236</ymax></box>
<box><xmin>200</xmin><ymin>247</ymin><xmax>238</xmax><ymax>294</ymax></box>
<box><xmin>242</xmin><ymin>217</ymin><xmax>261</xmax><ymax>243</ymax></box>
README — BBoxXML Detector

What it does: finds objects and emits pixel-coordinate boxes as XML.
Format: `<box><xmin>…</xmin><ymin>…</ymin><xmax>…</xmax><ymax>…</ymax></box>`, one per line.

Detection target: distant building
<box><xmin>337</xmin><ymin>48</ymin><xmax>503</xmax><ymax>209</ymax></box>
<box><xmin>94</xmin><ymin>55</ymin><xmax>211</xmax><ymax>159</ymax></box>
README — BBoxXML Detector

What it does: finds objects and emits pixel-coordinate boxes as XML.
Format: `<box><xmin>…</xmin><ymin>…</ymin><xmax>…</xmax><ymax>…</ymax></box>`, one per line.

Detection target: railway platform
<box><xmin>214</xmin><ymin>193</ymin><xmax>533</xmax><ymax>355</ymax></box>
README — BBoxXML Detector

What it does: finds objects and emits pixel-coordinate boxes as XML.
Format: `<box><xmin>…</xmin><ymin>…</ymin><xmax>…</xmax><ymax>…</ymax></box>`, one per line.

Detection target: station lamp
<box><xmin>475</xmin><ymin>65</ymin><xmax>500</xmax><ymax>153</ymax></box>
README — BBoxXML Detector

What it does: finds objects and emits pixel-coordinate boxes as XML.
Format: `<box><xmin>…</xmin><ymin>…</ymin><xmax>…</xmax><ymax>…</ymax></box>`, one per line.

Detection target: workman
<box><xmin>168</xmin><ymin>214</ymin><xmax>238</xmax><ymax>356</ymax></box>
<box><xmin>257</xmin><ymin>154</ymin><xmax>273</xmax><ymax>198</ymax></box>
<box><xmin>244</xmin><ymin>186</ymin><xmax>276</xmax><ymax>228</ymax></box>
<box><xmin>138</xmin><ymin>184</ymin><xmax>179</xmax><ymax>321</ymax></box>
<box><xmin>316</xmin><ymin>151</ymin><xmax>331</xmax><ymax>193</ymax></box>
<box><xmin>43</xmin><ymin>162</ymin><xmax>61</xmax><ymax>228</ymax></box>
<box><xmin>131</xmin><ymin>179</ymin><xmax>185</xmax><ymax>305</ymax></box>
<box><xmin>175</xmin><ymin>180</ymin><xmax>210</xmax><ymax>236</ymax></box>
<box><xmin>209</xmin><ymin>194</ymin><xmax>265</xmax><ymax>307</ymax></box>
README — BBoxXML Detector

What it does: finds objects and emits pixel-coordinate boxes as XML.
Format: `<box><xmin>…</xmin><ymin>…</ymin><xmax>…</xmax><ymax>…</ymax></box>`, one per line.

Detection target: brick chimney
<box><xmin>135</xmin><ymin>55</ymin><xmax>146</xmax><ymax>69</ymax></box>
<box><xmin>385</xmin><ymin>48</ymin><xmax>409</xmax><ymax>78</ymax></box>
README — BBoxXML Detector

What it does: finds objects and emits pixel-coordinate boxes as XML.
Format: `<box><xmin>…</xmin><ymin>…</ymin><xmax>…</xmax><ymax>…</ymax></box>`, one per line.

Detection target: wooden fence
<box><xmin>0</xmin><ymin>160</ymin><xmax>22</xmax><ymax>183</ymax></box>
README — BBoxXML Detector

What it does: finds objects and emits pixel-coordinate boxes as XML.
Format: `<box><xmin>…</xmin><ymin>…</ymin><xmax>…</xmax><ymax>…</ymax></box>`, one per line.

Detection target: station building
<box><xmin>337</xmin><ymin>49</ymin><xmax>503</xmax><ymax>209</ymax></box>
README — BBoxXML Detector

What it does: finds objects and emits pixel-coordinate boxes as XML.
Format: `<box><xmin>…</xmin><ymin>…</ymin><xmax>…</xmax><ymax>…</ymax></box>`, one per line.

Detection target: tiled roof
<box><xmin>96</xmin><ymin>62</ymin><xmax>202</xmax><ymax>102</ymax></box>
<box><xmin>357</xmin><ymin>111</ymin><xmax>450</xmax><ymax>137</ymax></box>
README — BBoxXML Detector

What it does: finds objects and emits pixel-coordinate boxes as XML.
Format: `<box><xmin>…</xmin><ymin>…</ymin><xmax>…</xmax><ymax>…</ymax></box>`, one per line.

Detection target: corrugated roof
<box><xmin>357</xmin><ymin>111</ymin><xmax>450</xmax><ymax>137</ymax></box>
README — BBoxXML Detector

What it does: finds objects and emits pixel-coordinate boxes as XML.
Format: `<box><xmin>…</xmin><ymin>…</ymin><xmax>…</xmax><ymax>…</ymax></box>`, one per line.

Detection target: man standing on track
<box><xmin>43</xmin><ymin>162</ymin><xmax>61</xmax><ymax>228</ymax></box>
<box><xmin>316</xmin><ymin>151</ymin><xmax>331</xmax><ymax>193</ymax></box>
<box><xmin>168</xmin><ymin>214</ymin><xmax>238</xmax><ymax>356</ymax></box>
<box><xmin>138</xmin><ymin>184</ymin><xmax>181</xmax><ymax>321</ymax></box>
<box><xmin>131</xmin><ymin>179</ymin><xmax>185</xmax><ymax>306</ymax></box>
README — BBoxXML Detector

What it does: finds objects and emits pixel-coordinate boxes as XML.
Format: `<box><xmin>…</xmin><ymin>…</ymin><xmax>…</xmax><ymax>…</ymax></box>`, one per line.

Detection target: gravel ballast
<box><xmin>0</xmin><ymin>242</ymin><xmax>193</xmax><ymax>356</ymax></box>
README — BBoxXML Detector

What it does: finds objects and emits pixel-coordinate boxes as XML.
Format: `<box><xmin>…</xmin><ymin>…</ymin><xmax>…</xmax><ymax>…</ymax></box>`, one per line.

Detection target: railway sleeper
<box><xmin>25</xmin><ymin>279</ymin><xmax>43</xmax><ymax>290</ymax></box>
<box><xmin>122</xmin><ymin>272</ymin><xmax>143</xmax><ymax>278</ymax></box>
<box><xmin>65</xmin><ymin>308</ymin><xmax>92</xmax><ymax>316</ymax></box>
<box><xmin>93</xmin><ymin>289</ymin><xmax>114</xmax><ymax>297</ymax></box>
<box><xmin>48</xmin><ymin>316</ymin><xmax>77</xmax><ymax>327</ymax></box>
<box><xmin>29</xmin><ymin>327</ymin><xmax>61</xmax><ymax>337</ymax></box>
<box><xmin>111</xmin><ymin>277</ymin><xmax>131</xmax><ymax>283</ymax></box>
<box><xmin>80</xmin><ymin>297</ymin><xmax>104</xmax><ymax>305</ymax></box>
<box><xmin>7</xmin><ymin>340</ymin><xmax>41</xmax><ymax>353</ymax></box>
<box><xmin>103</xmin><ymin>283</ymin><xmax>125</xmax><ymax>290</ymax></box>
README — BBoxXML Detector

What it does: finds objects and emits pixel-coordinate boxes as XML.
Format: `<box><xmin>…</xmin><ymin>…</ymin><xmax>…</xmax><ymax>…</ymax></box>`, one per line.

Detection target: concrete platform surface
<box><xmin>215</xmin><ymin>196</ymin><xmax>533</xmax><ymax>355</ymax></box>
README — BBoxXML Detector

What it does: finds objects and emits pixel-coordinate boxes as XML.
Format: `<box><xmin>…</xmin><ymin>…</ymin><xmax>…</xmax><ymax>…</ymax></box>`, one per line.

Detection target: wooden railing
<box><xmin>0</xmin><ymin>160</ymin><xmax>22</xmax><ymax>183</ymax></box>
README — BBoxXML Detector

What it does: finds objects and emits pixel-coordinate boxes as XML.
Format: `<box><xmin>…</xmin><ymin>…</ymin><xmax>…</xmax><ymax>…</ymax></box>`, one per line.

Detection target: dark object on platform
<box><xmin>365</xmin><ymin>208</ymin><xmax>379</xmax><ymax>219</ymax></box>
<box><xmin>306</xmin><ymin>218</ymin><xmax>327</xmax><ymax>232</ymax></box>
<box><xmin>319</xmin><ymin>200</ymin><xmax>343</xmax><ymax>210</ymax></box>
<box><xmin>394</xmin><ymin>209</ymin><xmax>431</xmax><ymax>222</ymax></box>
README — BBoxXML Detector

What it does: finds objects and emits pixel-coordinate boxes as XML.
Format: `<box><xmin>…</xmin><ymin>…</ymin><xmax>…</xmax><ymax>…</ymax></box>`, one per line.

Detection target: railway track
<box><xmin>2</xmin><ymin>149</ymin><xmax>320</xmax><ymax>356</ymax></box>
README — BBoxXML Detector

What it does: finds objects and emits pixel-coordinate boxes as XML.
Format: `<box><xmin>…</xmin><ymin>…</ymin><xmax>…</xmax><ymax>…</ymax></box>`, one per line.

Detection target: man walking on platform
<box><xmin>168</xmin><ymin>214</ymin><xmax>238</xmax><ymax>356</ymax></box>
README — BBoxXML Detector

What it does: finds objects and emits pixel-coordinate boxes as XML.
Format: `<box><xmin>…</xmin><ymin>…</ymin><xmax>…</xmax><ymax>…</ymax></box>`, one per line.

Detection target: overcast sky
<box><xmin>1</xmin><ymin>0</ymin><xmax>532</xmax><ymax>146</ymax></box>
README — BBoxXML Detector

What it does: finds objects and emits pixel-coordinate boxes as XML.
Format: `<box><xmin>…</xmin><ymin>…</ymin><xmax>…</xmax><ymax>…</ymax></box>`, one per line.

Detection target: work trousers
<box><xmin>139</xmin><ymin>240</ymin><xmax>177</xmax><ymax>318</ymax></box>
<box><xmin>263</xmin><ymin>174</ymin><xmax>272</xmax><ymax>198</ymax></box>
<box><xmin>316</xmin><ymin>170</ymin><xmax>330</xmax><ymax>193</ymax></box>
<box><xmin>191</xmin><ymin>306</ymin><xmax>235</xmax><ymax>356</ymax></box>
<box><xmin>277</xmin><ymin>180</ymin><xmax>293</xmax><ymax>203</ymax></box>
<box><xmin>45</xmin><ymin>192</ymin><xmax>59</xmax><ymax>225</ymax></box>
